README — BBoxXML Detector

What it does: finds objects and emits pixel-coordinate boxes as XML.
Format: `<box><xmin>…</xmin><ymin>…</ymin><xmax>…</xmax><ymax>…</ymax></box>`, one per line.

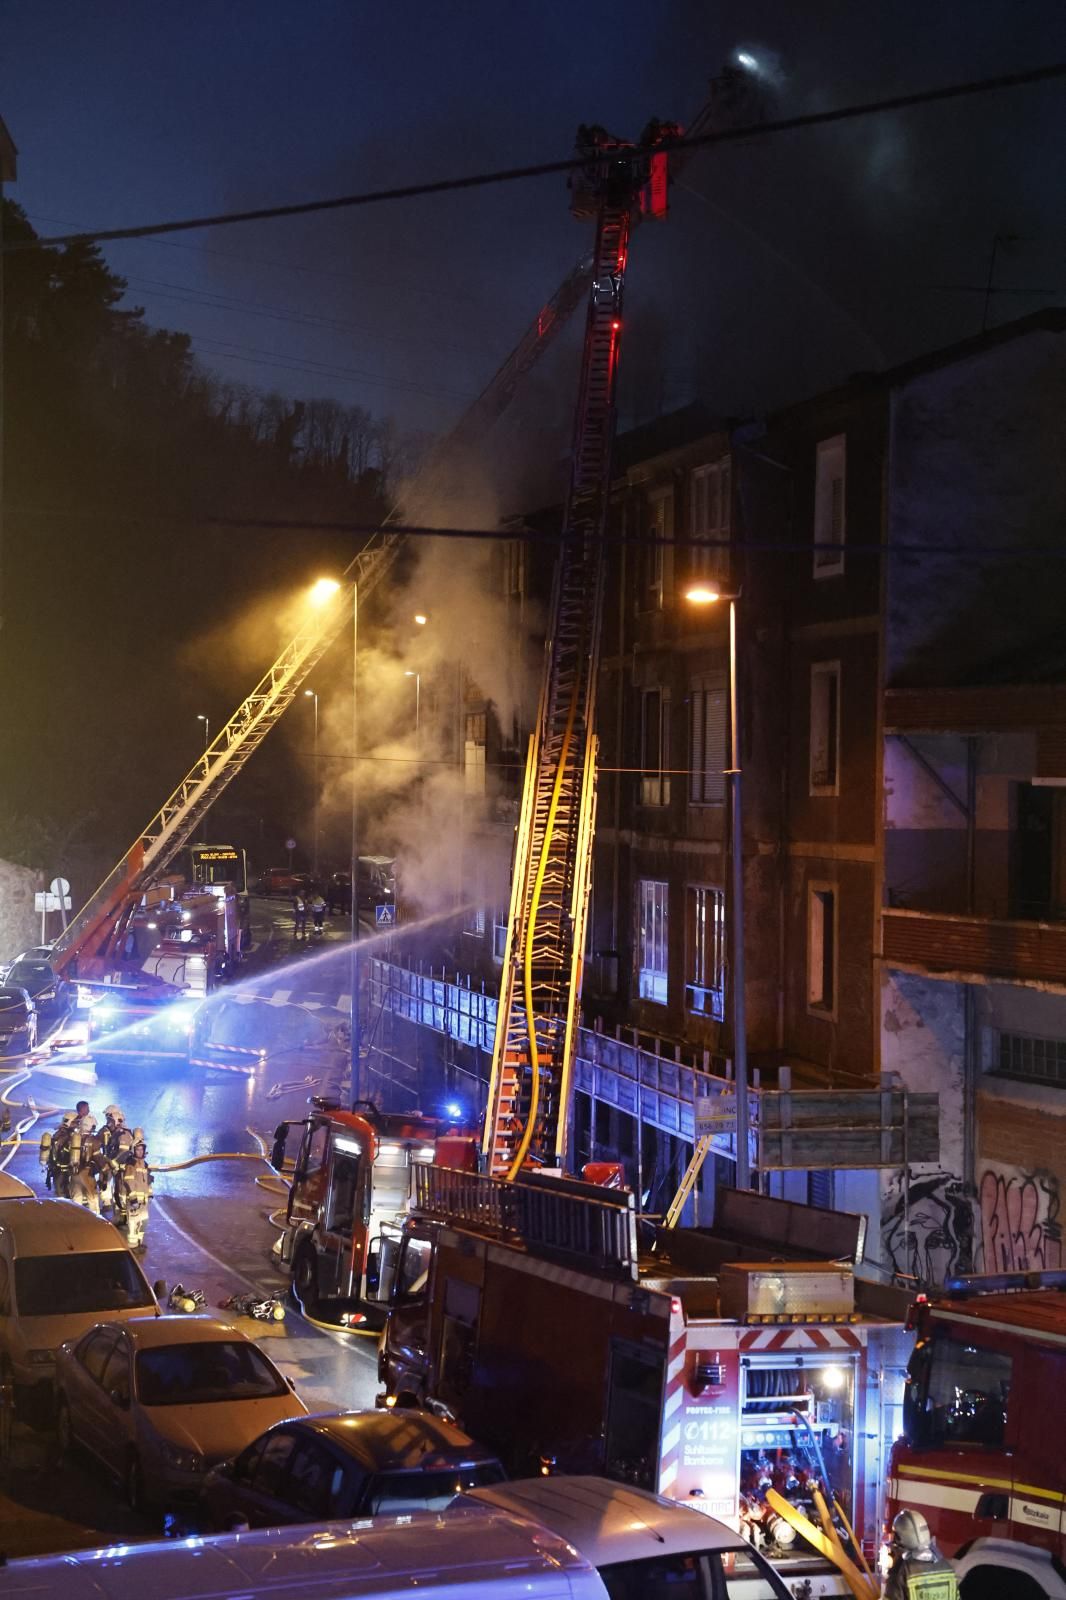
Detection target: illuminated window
<box><xmin>640</xmin><ymin>687</ymin><xmax>670</xmax><ymax>806</ymax></box>
<box><xmin>809</xmin><ymin>662</ymin><xmax>840</xmax><ymax>795</ymax></box>
<box><xmin>689</xmin><ymin>460</ymin><xmax>731</xmax><ymax>582</ymax></box>
<box><xmin>637</xmin><ymin>880</ymin><xmax>669</xmax><ymax>1005</ymax></box>
<box><xmin>686</xmin><ymin>885</ymin><xmax>725</xmax><ymax>1019</ymax></box>
<box><xmin>813</xmin><ymin>434</ymin><xmax>846</xmax><ymax>577</ymax></box>
<box><xmin>689</xmin><ymin>677</ymin><xmax>726</xmax><ymax>805</ymax></box>
<box><xmin>807</xmin><ymin>884</ymin><xmax>837</xmax><ymax>1015</ymax></box>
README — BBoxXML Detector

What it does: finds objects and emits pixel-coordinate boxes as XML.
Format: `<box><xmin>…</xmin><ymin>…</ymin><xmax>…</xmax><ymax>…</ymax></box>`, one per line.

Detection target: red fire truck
<box><xmin>887</xmin><ymin>1270</ymin><xmax>1066</xmax><ymax>1599</ymax></box>
<box><xmin>270</xmin><ymin>1100</ymin><xmax>476</xmax><ymax>1326</ymax></box>
<box><xmin>378</xmin><ymin>1167</ymin><xmax>912</xmax><ymax>1596</ymax></box>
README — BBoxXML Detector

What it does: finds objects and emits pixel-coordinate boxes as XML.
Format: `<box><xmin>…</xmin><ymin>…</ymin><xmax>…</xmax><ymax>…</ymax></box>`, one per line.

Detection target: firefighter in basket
<box><xmin>115</xmin><ymin>1131</ymin><xmax>153</xmax><ymax>1250</ymax></box>
<box><xmin>883</xmin><ymin>1509</ymin><xmax>958</xmax><ymax>1600</ymax></box>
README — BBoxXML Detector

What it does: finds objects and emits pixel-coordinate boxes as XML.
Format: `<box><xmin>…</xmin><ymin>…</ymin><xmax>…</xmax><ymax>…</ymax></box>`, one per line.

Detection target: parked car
<box><xmin>55</xmin><ymin>1314</ymin><xmax>308</xmax><ymax>1511</ymax></box>
<box><xmin>0</xmin><ymin>945</ymin><xmax>55</xmax><ymax>977</ymax></box>
<box><xmin>466</xmin><ymin>1477</ymin><xmax>794</xmax><ymax>1599</ymax></box>
<box><xmin>254</xmin><ymin>868</ymin><xmax>299</xmax><ymax>897</ymax></box>
<box><xmin>0</xmin><ymin>1199</ymin><xmax>161</xmax><ymax>1416</ymax></box>
<box><xmin>0</xmin><ymin>1174</ymin><xmax>34</xmax><ymax>1198</ymax></box>
<box><xmin>202</xmin><ymin>1409</ymin><xmax>505</xmax><ymax>1530</ymax></box>
<box><xmin>0</xmin><ymin>986</ymin><xmax>37</xmax><ymax>1055</ymax></box>
<box><xmin>0</xmin><ymin>1504</ymin><xmax>604</xmax><ymax>1600</ymax></box>
<box><xmin>4</xmin><ymin>959</ymin><xmax>69</xmax><ymax>1018</ymax></box>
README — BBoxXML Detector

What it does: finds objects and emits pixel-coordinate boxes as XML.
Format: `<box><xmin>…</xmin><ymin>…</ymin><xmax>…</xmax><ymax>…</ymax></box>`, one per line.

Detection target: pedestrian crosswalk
<box><xmin>229</xmin><ymin>985</ymin><xmax>351</xmax><ymax>1015</ymax></box>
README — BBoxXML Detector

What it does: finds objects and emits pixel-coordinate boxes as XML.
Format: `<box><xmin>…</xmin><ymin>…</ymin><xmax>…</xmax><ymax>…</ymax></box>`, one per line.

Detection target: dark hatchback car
<box><xmin>0</xmin><ymin>986</ymin><xmax>37</xmax><ymax>1054</ymax></box>
<box><xmin>201</xmin><ymin>1410</ymin><xmax>505</xmax><ymax>1531</ymax></box>
<box><xmin>6</xmin><ymin>959</ymin><xmax>68</xmax><ymax>1017</ymax></box>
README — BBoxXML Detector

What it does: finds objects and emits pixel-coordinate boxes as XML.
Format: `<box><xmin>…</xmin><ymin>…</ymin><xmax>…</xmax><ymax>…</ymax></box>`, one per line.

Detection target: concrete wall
<box><xmin>0</xmin><ymin>859</ymin><xmax>43</xmax><ymax>962</ymax></box>
<box><xmin>879</xmin><ymin>969</ymin><xmax>972</xmax><ymax>1282</ymax></box>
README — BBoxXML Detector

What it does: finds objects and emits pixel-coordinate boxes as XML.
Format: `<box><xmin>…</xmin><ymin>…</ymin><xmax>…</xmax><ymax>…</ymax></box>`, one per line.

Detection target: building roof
<box><xmin>469</xmin><ymin>1475</ymin><xmax>741</xmax><ymax>1565</ymax></box>
<box><xmin>773</xmin><ymin>307</ymin><xmax>1066</xmax><ymax>429</ymax></box>
<box><xmin>612</xmin><ymin>401</ymin><xmax>729</xmax><ymax>474</ymax></box>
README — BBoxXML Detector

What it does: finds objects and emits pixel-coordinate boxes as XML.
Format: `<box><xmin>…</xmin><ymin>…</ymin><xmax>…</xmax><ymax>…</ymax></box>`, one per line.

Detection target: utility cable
<box><xmin>9</xmin><ymin>62</ymin><xmax>1065</xmax><ymax>253</ymax></box>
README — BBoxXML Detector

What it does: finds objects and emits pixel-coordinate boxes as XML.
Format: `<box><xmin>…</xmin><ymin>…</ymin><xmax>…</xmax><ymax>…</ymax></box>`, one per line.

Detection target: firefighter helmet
<box><xmin>892</xmin><ymin>1509</ymin><xmax>932</xmax><ymax>1553</ymax></box>
<box><xmin>104</xmin><ymin>1105</ymin><xmax>124</xmax><ymax>1123</ymax></box>
<box><xmin>60</xmin><ymin>1110</ymin><xmax>77</xmax><ymax>1127</ymax></box>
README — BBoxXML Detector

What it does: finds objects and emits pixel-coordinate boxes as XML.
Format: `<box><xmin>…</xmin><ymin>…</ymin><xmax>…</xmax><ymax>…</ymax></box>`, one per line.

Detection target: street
<box><xmin>0</xmin><ymin>895</ymin><xmax>383</xmax><ymax>1555</ymax></box>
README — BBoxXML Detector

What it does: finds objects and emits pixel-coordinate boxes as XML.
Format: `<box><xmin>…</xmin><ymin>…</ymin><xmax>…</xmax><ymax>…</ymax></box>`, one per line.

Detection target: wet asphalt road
<box><xmin>0</xmin><ymin>896</ymin><xmax>387</xmax><ymax>1555</ymax></box>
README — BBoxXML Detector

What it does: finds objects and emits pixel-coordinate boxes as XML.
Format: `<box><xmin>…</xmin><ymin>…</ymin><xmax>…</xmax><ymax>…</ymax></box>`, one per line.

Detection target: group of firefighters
<box><xmin>38</xmin><ymin>1101</ymin><xmax>153</xmax><ymax>1248</ymax></box>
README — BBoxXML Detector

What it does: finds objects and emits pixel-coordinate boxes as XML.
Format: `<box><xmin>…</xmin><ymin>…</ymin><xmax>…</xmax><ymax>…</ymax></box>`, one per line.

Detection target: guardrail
<box><xmin>411</xmin><ymin>1163</ymin><xmax>639</xmax><ymax>1282</ymax></box>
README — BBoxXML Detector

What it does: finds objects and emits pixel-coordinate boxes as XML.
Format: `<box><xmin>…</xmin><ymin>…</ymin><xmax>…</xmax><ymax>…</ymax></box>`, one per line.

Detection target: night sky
<box><xmin>5</xmin><ymin>2</ymin><xmax>1065</xmax><ymax>440</ymax></box>
<box><xmin>1</xmin><ymin>2</ymin><xmax>1065</xmax><ymax>887</ymax></box>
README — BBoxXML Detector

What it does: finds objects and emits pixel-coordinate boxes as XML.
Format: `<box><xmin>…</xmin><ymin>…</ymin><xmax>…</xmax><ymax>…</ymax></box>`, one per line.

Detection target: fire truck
<box><xmin>270</xmin><ymin>1100</ymin><xmax>477</xmax><ymax>1325</ymax></box>
<box><xmin>887</xmin><ymin>1270</ymin><xmax>1066</xmax><ymax>1599</ymax></box>
<box><xmin>378</xmin><ymin>1166</ymin><xmax>912</xmax><ymax>1597</ymax></box>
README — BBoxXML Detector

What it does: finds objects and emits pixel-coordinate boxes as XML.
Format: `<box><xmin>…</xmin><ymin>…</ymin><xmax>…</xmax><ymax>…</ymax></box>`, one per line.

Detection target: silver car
<box><xmin>55</xmin><ymin>1315</ymin><xmax>308</xmax><ymax>1511</ymax></box>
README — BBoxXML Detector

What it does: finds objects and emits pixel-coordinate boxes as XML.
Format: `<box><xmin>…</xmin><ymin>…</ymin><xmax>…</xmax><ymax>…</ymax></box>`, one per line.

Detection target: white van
<box><xmin>0</xmin><ymin>1198</ymin><xmax>161</xmax><ymax>1414</ymax></box>
<box><xmin>468</xmin><ymin>1478</ymin><xmax>794</xmax><ymax>1598</ymax></box>
<box><xmin>0</xmin><ymin>1506</ymin><xmax>607</xmax><ymax>1600</ymax></box>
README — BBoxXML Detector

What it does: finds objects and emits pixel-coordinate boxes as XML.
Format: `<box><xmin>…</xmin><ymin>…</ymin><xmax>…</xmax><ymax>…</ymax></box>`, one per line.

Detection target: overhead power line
<box><xmin>10</xmin><ymin>505</ymin><xmax>1066</xmax><ymax>558</ymax></box>
<box><xmin>9</xmin><ymin>62</ymin><xmax>1065</xmax><ymax>254</ymax></box>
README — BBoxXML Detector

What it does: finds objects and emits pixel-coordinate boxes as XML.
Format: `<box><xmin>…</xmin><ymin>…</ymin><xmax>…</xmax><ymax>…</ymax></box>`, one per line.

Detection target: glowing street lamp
<box><xmin>413</xmin><ymin>612</ymin><xmax>428</xmax><ymax>626</ymax></box>
<box><xmin>309</xmin><ymin>576</ymin><xmax>342</xmax><ymax>607</ymax></box>
<box><xmin>684</xmin><ymin>581</ymin><xmax>750</xmax><ymax>1189</ymax></box>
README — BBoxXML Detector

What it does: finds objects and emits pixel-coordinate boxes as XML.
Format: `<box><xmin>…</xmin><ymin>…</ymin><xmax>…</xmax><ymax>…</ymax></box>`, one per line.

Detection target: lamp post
<box><xmin>684</xmin><ymin>583</ymin><xmax>750</xmax><ymax>1189</ymax></box>
<box><xmin>404</xmin><ymin>670</ymin><xmax>421</xmax><ymax>737</ymax></box>
<box><xmin>196</xmin><ymin>713</ymin><xmax>210</xmax><ymax>751</ymax></box>
<box><xmin>308</xmin><ymin>576</ymin><xmax>359</xmax><ymax>1104</ymax></box>
<box><xmin>304</xmin><ymin>689</ymin><xmax>320</xmax><ymax>879</ymax></box>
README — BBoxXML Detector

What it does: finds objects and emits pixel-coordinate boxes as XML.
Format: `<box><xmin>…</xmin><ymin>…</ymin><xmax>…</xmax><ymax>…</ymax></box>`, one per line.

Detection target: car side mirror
<box><xmin>153</xmin><ymin>1278</ymin><xmax>167</xmax><ymax>1299</ymax></box>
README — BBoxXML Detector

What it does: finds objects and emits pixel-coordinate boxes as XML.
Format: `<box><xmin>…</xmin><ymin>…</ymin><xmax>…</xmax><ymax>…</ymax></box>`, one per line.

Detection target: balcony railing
<box><xmin>883</xmin><ymin>907</ymin><xmax>1066</xmax><ymax>990</ymax></box>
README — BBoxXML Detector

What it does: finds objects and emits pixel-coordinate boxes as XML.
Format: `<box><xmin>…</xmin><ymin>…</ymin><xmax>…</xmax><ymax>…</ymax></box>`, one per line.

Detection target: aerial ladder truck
<box><xmin>482</xmin><ymin>123</ymin><xmax>677</xmax><ymax>1178</ymax></box>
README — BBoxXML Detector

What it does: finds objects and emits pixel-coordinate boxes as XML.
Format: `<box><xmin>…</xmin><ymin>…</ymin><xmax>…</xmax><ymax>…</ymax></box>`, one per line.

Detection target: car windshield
<box><xmin>136</xmin><ymin>1340</ymin><xmax>287</xmax><ymax>1405</ymax></box>
<box><xmin>8</xmin><ymin>964</ymin><xmax>52</xmax><ymax>988</ymax></box>
<box><xmin>369</xmin><ymin>1461</ymin><xmax>505</xmax><ymax>1514</ymax></box>
<box><xmin>15</xmin><ymin>1251</ymin><xmax>153</xmax><ymax>1316</ymax></box>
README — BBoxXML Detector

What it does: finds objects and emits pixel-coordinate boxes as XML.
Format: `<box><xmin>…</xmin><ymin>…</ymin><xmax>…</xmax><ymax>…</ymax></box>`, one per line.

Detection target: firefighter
<box><xmin>884</xmin><ymin>1509</ymin><xmax>959</xmax><ymax>1600</ymax></box>
<box><xmin>310</xmin><ymin>892</ymin><xmax>326</xmax><ymax>934</ymax></box>
<box><xmin>70</xmin><ymin>1136</ymin><xmax>110</xmax><ymax>1214</ymax></box>
<box><xmin>118</xmin><ymin>1132</ymin><xmax>152</xmax><ymax>1250</ymax></box>
<box><xmin>101</xmin><ymin>1105</ymin><xmax>126</xmax><ymax>1161</ymax></box>
<box><xmin>49</xmin><ymin>1112</ymin><xmax>78</xmax><ymax>1197</ymax></box>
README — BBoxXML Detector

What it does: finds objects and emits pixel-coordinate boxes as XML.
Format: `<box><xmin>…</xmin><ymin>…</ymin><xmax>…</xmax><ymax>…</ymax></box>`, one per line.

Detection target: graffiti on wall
<box><xmin>881</xmin><ymin>1170</ymin><xmax>975</xmax><ymax>1285</ymax></box>
<box><xmin>976</xmin><ymin>1165</ymin><xmax>1062</xmax><ymax>1273</ymax></box>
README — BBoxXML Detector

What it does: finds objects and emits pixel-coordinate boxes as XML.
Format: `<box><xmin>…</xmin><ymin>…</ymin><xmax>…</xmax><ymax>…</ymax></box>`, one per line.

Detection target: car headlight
<box><xmin>158</xmin><ymin>1440</ymin><xmax>206</xmax><ymax>1474</ymax></box>
<box><xmin>12</xmin><ymin>1023</ymin><xmax>28</xmax><ymax>1034</ymax></box>
<box><xmin>27</xmin><ymin>1349</ymin><xmax>55</xmax><ymax>1366</ymax></box>
<box><xmin>37</xmin><ymin>988</ymin><xmax>55</xmax><ymax>1001</ymax></box>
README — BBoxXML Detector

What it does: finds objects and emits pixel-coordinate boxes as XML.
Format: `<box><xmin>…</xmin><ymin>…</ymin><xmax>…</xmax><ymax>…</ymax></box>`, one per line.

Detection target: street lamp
<box><xmin>196</xmin><ymin>713</ymin><xmax>210</xmax><ymax>751</ymax></box>
<box><xmin>684</xmin><ymin>582</ymin><xmax>750</xmax><ymax>1189</ymax></box>
<box><xmin>413</xmin><ymin>612</ymin><xmax>427</xmax><ymax>627</ymax></box>
<box><xmin>304</xmin><ymin>689</ymin><xmax>320</xmax><ymax>878</ymax></box>
<box><xmin>309</xmin><ymin>576</ymin><xmax>341</xmax><ymax>607</ymax></box>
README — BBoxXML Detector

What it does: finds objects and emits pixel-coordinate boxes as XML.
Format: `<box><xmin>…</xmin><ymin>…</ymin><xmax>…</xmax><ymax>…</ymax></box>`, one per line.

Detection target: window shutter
<box><xmin>705</xmin><ymin>687</ymin><xmax>727</xmax><ymax>803</ymax></box>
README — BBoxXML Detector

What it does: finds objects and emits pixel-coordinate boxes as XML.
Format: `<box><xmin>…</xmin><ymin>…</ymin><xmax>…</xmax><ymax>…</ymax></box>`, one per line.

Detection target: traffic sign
<box><xmin>284</xmin><ymin>837</ymin><xmax>297</xmax><ymax>852</ymax></box>
<box><xmin>375</xmin><ymin>903</ymin><xmax>396</xmax><ymax>927</ymax></box>
<box><xmin>49</xmin><ymin>877</ymin><xmax>70</xmax><ymax>898</ymax></box>
<box><xmin>695</xmin><ymin>1094</ymin><xmax>736</xmax><ymax>1136</ymax></box>
<box><xmin>35</xmin><ymin>891</ymin><xmax>71</xmax><ymax>912</ymax></box>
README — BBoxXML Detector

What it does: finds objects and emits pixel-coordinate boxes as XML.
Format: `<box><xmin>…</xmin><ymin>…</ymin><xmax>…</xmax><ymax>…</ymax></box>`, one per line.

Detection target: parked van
<box><xmin>0</xmin><ymin>1505</ymin><xmax>607</xmax><ymax>1600</ymax></box>
<box><xmin>0</xmin><ymin>1199</ymin><xmax>161</xmax><ymax>1414</ymax></box>
<box><xmin>467</xmin><ymin>1477</ymin><xmax>794</xmax><ymax>1598</ymax></box>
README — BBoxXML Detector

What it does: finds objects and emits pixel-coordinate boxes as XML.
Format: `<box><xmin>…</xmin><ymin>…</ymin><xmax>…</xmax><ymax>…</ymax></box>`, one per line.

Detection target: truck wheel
<box><xmin>293</xmin><ymin>1246</ymin><xmax>319</xmax><ymax>1310</ymax></box>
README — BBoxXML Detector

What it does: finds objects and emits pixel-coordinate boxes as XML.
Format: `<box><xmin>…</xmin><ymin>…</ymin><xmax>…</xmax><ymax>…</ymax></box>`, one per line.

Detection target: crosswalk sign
<box><xmin>375</xmin><ymin>903</ymin><xmax>396</xmax><ymax>927</ymax></box>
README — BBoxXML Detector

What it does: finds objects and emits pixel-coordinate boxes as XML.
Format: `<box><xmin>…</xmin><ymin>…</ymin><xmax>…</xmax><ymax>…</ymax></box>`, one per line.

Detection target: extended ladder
<box><xmin>484</xmin><ymin>128</ymin><xmax>673</xmax><ymax>1177</ymax></box>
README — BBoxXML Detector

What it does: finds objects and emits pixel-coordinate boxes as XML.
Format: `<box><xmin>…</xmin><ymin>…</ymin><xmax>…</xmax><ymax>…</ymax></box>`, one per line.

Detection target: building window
<box><xmin>686</xmin><ymin>885</ymin><xmax>725</xmax><ymax>1019</ymax></box>
<box><xmin>809</xmin><ymin>662</ymin><xmax>840</xmax><ymax>795</ymax></box>
<box><xmin>689</xmin><ymin>460</ymin><xmax>731</xmax><ymax>582</ymax></box>
<box><xmin>503</xmin><ymin>538</ymin><xmax>525</xmax><ymax>600</ymax></box>
<box><xmin>807</xmin><ymin>884</ymin><xmax>837</xmax><ymax>1014</ymax></box>
<box><xmin>643</xmin><ymin>487</ymin><xmax>673</xmax><ymax>610</ymax></box>
<box><xmin>637</xmin><ymin>879</ymin><xmax>669</xmax><ymax>1005</ymax></box>
<box><xmin>464</xmin><ymin>710</ymin><xmax>486</xmax><ymax>795</ymax></box>
<box><xmin>813</xmin><ymin>434</ymin><xmax>846</xmax><ymax>577</ymax></box>
<box><xmin>640</xmin><ymin>687</ymin><xmax>670</xmax><ymax>806</ymax></box>
<box><xmin>689</xmin><ymin>677</ymin><xmax>726</xmax><ymax>805</ymax></box>
<box><xmin>993</xmin><ymin>1031</ymin><xmax>1066</xmax><ymax>1088</ymax></box>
